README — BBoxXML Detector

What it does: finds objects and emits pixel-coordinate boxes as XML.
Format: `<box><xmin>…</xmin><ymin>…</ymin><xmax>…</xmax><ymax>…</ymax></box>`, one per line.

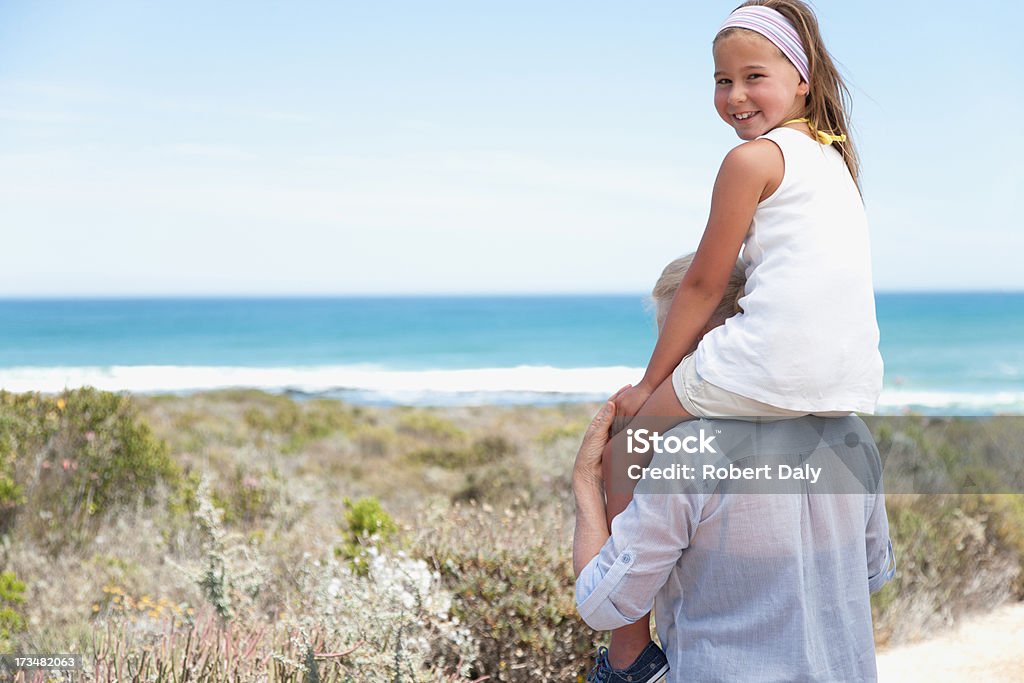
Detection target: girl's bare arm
<box><xmin>617</xmin><ymin>139</ymin><xmax>783</xmax><ymax>417</ymax></box>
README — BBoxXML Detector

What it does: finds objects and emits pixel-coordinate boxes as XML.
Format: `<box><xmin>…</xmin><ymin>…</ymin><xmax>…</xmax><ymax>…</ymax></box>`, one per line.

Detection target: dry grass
<box><xmin>0</xmin><ymin>390</ymin><xmax>1021</xmax><ymax>681</ymax></box>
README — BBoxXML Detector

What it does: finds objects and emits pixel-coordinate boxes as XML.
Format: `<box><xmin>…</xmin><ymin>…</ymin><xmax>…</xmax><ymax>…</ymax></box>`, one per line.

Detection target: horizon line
<box><xmin>1</xmin><ymin>288</ymin><xmax>1024</xmax><ymax>301</ymax></box>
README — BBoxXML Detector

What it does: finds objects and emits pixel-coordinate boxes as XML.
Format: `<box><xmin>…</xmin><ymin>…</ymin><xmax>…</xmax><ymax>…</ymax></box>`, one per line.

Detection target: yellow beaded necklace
<box><xmin>781</xmin><ymin>118</ymin><xmax>847</xmax><ymax>145</ymax></box>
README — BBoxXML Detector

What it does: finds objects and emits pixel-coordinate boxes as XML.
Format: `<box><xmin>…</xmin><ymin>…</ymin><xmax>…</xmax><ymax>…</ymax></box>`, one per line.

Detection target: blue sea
<box><xmin>1</xmin><ymin>293</ymin><xmax>1022</xmax><ymax>414</ymax></box>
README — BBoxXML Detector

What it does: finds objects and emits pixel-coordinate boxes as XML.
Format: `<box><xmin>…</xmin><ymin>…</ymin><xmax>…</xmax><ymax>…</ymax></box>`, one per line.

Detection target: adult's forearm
<box><xmin>573</xmin><ymin>476</ymin><xmax>610</xmax><ymax>578</ymax></box>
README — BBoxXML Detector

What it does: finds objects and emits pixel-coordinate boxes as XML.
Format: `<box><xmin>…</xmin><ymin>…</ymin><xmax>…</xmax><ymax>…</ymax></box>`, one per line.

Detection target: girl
<box><xmin>589</xmin><ymin>1</ymin><xmax>883</xmax><ymax>680</ymax></box>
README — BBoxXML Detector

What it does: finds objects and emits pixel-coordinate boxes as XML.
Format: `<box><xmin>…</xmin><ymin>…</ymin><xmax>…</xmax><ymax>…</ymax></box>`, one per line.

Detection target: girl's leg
<box><xmin>601</xmin><ymin>376</ymin><xmax>695</xmax><ymax>668</ymax></box>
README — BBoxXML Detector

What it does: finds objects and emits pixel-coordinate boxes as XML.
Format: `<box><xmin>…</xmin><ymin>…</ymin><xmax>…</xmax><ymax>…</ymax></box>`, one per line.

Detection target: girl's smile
<box><xmin>713</xmin><ymin>30</ymin><xmax>809</xmax><ymax>140</ymax></box>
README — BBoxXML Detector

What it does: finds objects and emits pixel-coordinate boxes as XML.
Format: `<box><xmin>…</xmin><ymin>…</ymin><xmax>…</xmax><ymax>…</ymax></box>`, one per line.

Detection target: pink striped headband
<box><xmin>717</xmin><ymin>6</ymin><xmax>810</xmax><ymax>85</ymax></box>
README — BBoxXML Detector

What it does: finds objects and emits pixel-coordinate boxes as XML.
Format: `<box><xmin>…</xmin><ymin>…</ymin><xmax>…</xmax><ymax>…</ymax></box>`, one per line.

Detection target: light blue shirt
<box><xmin>576</xmin><ymin>416</ymin><xmax>896</xmax><ymax>683</ymax></box>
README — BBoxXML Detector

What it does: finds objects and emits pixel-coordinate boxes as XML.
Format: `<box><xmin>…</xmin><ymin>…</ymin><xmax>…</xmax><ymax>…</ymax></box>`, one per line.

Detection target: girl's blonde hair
<box><xmin>651</xmin><ymin>254</ymin><xmax>746</xmax><ymax>331</ymax></box>
<box><xmin>716</xmin><ymin>0</ymin><xmax>861</xmax><ymax>192</ymax></box>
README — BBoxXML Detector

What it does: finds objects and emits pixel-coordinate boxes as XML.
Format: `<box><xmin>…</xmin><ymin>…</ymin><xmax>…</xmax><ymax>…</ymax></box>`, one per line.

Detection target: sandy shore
<box><xmin>876</xmin><ymin>602</ymin><xmax>1024</xmax><ymax>682</ymax></box>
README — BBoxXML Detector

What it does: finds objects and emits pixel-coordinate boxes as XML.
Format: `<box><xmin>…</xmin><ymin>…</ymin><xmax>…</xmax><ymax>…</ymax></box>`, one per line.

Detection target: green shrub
<box><xmin>350</xmin><ymin>423</ymin><xmax>397</xmax><ymax>458</ymax></box>
<box><xmin>0</xmin><ymin>393</ymin><xmax>42</xmax><ymax>523</ymax></box>
<box><xmin>872</xmin><ymin>493</ymin><xmax>1024</xmax><ymax>644</ymax></box>
<box><xmin>869</xmin><ymin>417</ymin><xmax>1024</xmax><ymax>495</ymax></box>
<box><xmin>473</xmin><ymin>435</ymin><xmax>516</xmax><ymax>459</ymax></box>
<box><xmin>335</xmin><ymin>497</ymin><xmax>399</xmax><ymax>575</ymax></box>
<box><xmin>0</xmin><ymin>459</ymin><xmax>23</xmax><ymax>516</ymax></box>
<box><xmin>535</xmin><ymin>421</ymin><xmax>587</xmax><ymax>446</ymax></box>
<box><xmin>244</xmin><ymin>398</ymin><xmax>355</xmax><ymax>453</ymax></box>
<box><xmin>396</xmin><ymin>411</ymin><xmax>465</xmax><ymax>441</ymax></box>
<box><xmin>414</xmin><ymin>503</ymin><xmax>598</xmax><ymax>681</ymax></box>
<box><xmin>962</xmin><ymin>494</ymin><xmax>1024</xmax><ymax>596</ymax></box>
<box><xmin>0</xmin><ymin>570</ymin><xmax>27</xmax><ymax>648</ymax></box>
<box><xmin>0</xmin><ymin>388</ymin><xmax>181</xmax><ymax>542</ymax></box>
<box><xmin>168</xmin><ymin>470</ymin><xmax>203</xmax><ymax>518</ymax></box>
<box><xmin>407</xmin><ymin>446</ymin><xmax>482</xmax><ymax>469</ymax></box>
<box><xmin>407</xmin><ymin>435</ymin><xmax>518</xmax><ymax>471</ymax></box>
<box><xmin>453</xmin><ymin>463</ymin><xmax>527</xmax><ymax>504</ymax></box>
<box><xmin>211</xmin><ymin>466</ymin><xmax>281</xmax><ymax>526</ymax></box>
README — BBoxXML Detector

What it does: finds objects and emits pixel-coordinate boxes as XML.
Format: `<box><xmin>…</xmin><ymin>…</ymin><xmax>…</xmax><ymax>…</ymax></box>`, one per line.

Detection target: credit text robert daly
<box><xmin>624</xmin><ymin>428</ymin><xmax>821</xmax><ymax>484</ymax></box>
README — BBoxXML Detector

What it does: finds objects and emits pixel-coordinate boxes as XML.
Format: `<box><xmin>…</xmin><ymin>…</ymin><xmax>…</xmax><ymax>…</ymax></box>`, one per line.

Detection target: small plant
<box><xmin>211</xmin><ymin>466</ymin><xmax>280</xmax><ymax>526</ymax></box>
<box><xmin>336</xmin><ymin>497</ymin><xmax>398</xmax><ymax>575</ymax></box>
<box><xmin>0</xmin><ymin>570</ymin><xmax>27</xmax><ymax>648</ymax></box>
<box><xmin>244</xmin><ymin>398</ymin><xmax>355</xmax><ymax>453</ymax></box>
<box><xmin>408</xmin><ymin>435</ymin><xmax>518</xmax><ymax>471</ymax></box>
<box><xmin>453</xmin><ymin>464</ymin><xmax>525</xmax><ymax>504</ymax></box>
<box><xmin>93</xmin><ymin>584</ymin><xmax>190</xmax><ymax>624</ymax></box>
<box><xmin>406</xmin><ymin>447</ymin><xmax>480</xmax><ymax>469</ymax></box>
<box><xmin>192</xmin><ymin>477</ymin><xmax>266</xmax><ymax>621</ymax></box>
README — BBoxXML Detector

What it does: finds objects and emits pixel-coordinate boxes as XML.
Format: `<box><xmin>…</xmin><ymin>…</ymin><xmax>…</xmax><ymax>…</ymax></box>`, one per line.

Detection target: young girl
<box><xmin>589</xmin><ymin>1</ymin><xmax>883</xmax><ymax>680</ymax></box>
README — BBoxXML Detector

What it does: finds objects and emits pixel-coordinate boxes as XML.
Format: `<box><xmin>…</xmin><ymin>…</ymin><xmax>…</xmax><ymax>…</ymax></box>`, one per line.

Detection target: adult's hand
<box><xmin>572</xmin><ymin>385</ymin><xmax>629</xmax><ymax>487</ymax></box>
<box><xmin>572</xmin><ymin>388</ymin><xmax>628</xmax><ymax>578</ymax></box>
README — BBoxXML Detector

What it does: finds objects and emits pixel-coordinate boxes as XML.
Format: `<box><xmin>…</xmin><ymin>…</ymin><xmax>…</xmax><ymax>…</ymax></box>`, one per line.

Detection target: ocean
<box><xmin>1</xmin><ymin>293</ymin><xmax>1022</xmax><ymax>414</ymax></box>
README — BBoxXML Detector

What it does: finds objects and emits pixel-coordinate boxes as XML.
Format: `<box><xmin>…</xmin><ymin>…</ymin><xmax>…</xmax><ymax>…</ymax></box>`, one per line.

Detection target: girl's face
<box><xmin>712</xmin><ymin>30</ymin><xmax>809</xmax><ymax>140</ymax></box>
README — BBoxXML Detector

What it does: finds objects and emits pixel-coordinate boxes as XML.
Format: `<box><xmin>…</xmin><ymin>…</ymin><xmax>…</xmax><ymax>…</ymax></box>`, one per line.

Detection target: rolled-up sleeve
<box><xmin>575</xmin><ymin>483</ymin><xmax>707</xmax><ymax>631</ymax></box>
<box><xmin>575</xmin><ymin>545</ymin><xmax>638</xmax><ymax>631</ymax></box>
<box><xmin>868</xmin><ymin>538</ymin><xmax>896</xmax><ymax>594</ymax></box>
<box><xmin>865</xmin><ymin>483</ymin><xmax>896</xmax><ymax>594</ymax></box>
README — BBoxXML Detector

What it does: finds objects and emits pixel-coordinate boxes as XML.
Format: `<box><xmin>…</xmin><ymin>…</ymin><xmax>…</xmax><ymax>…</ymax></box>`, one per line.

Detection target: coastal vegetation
<box><xmin>0</xmin><ymin>388</ymin><xmax>1021</xmax><ymax>680</ymax></box>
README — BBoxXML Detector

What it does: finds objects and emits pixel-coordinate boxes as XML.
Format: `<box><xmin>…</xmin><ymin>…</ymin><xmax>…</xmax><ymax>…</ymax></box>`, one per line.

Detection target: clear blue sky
<box><xmin>1</xmin><ymin>1</ymin><xmax>1020</xmax><ymax>295</ymax></box>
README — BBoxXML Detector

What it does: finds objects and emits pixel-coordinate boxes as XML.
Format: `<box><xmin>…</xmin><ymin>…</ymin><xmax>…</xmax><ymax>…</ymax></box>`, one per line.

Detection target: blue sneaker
<box><xmin>586</xmin><ymin>641</ymin><xmax>669</xmax><ymax>682</ymax></box>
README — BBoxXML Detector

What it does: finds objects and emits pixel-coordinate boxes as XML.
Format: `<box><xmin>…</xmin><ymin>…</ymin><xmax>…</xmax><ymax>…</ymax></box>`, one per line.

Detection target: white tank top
<box><xmin>694</xmin><ymin>127</ymin><xmax>883</xmax><ymax>413</ymax></box>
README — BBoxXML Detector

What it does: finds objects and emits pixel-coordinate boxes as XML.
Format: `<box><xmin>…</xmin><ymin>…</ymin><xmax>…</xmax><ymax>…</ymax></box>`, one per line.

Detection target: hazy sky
<box><xmin>1</xmin><ymin>1</ymin><xmax>1020</xmax><ymax>295</ymax></box>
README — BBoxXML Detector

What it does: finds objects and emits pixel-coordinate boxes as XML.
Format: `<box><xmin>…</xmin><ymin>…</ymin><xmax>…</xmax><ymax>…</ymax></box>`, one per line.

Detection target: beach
<box><xmin>1</xmin><ymin>294</ymin><xmax>1022</xmax><ymax>679</ymax></box>
<box><xmin>6</xmin><ymin>0</ymin><xmax>1021</xmax><ymax>677</ymax></box>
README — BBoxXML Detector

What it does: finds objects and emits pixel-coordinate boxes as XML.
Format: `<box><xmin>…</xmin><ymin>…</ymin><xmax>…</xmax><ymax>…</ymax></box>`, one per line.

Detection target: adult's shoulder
<box><xmin>757</xmin><ymin>414</ymin><xmax>875</xmax><ymax>448</ymax></box>
<box><xmin>666</xmin><ymin>415</ymin><xmax>876</xmax><ymax>458</ymax></box>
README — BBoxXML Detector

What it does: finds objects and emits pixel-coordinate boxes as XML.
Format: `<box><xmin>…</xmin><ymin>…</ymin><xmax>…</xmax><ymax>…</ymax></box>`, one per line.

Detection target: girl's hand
<box><xmin>614</xmin><ymin>382</ymin><xmax>653</xmax><ymax>421</ymax></box>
